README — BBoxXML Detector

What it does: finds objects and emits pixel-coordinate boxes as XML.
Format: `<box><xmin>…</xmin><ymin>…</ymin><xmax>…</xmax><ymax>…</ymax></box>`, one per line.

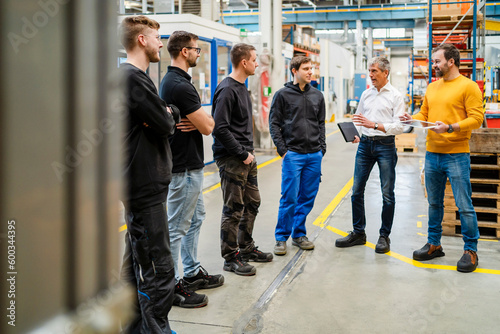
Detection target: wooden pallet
<box><xmin>443</xmin><ymin>222</ymin><xmax>500</xmax><ymax>239</ymax></box>
<box><xmin>432</xmin><ymin>14</ymin><xmax>484</xmax><ymax>22</ymax></box>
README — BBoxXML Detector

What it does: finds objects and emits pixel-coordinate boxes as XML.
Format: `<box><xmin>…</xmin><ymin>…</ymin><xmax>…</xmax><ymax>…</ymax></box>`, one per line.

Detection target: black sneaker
<box><xmin>375</xmin><ymin>236</ymin><xmax>390</xmax><ymax>254</ymax></box>
<box><xmin>335</xmin><ymin>231</ymin><xmax>366</xmax><ymax>248</ymax></box>
<box><xmin>241</xmin><ymin>246</ymin><xmax>273</xmax><ymax>262</ymax></box>
<box><xmin>173</xmin><ymin>279</ymin><xmax>208</xmax><ymax>308</ymax></box>
<box><xmin>223</xmin><ymin>252</ymin><xmax>256</xmax><ymax>276</ymax></box>
<box><xmin>457</xmin><ymin>250</ymin><xmax>478</xmax><ymax>273</ymax></box>
<box><xmin>183</xmin><ymin>266</ymin><xmax>224</xmax><ymax>291</ymax></box>
<box><xmin>413</xmin><ymin>243</ymin><xmax>445</xmax><ymax>261</ymax></box>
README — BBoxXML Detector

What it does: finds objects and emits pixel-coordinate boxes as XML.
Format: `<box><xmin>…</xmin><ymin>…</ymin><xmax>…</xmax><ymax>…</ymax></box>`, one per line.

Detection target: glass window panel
<box><xmin>217</xmin><ymin>46</ymin><xmax>230</xmax><ymax>85</ymax></box>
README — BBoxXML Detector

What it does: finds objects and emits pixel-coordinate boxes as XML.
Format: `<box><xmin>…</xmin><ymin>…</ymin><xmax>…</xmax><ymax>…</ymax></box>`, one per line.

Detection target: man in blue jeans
<box><xmin>335</xmin><ymin>57</ymin><xmax>405</xmax><ymax>254</ymax></box>
<box><xmin>400</xmin><ymin>44</ymin><xmax>483</xmax><ymax>272</ymax></box>
<box><xmin>270</xmin><ymin>56</ymin><xmax>326</xmax><ymax>255</ymax></box>
<box><xmin>159</xmin><ymin>31</ymin><xmax>224</xmax><ymax>308</ymax></box>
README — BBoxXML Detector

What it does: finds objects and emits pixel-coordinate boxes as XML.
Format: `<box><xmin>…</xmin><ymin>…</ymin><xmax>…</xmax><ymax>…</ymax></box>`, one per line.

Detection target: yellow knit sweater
<box><xmin>413</xmin><ymin>75</ymin><xmax>484</xmax><ymax>153</ymax></box>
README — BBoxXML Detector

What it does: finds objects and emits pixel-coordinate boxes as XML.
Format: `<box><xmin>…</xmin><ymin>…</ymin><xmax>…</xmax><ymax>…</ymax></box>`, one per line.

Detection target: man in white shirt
<box><xmin>335</xmin><ymin>57</ymin><xmax>405</xmax><ymax>253</ymax></box>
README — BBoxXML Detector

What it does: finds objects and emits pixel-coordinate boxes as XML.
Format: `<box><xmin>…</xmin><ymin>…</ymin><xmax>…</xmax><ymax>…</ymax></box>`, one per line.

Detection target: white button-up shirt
<box><xmin>355</xmin><ymin>82</ymin><xmax>405</xmax><ymax>136</ymax></box>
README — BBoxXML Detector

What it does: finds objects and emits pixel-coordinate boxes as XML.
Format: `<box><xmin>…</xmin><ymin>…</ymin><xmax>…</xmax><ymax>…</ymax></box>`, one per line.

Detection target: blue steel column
<box><xmin>428</xmin><ymin>0</ymin><xmax>433</xmax><ymax>84</ymax></box>
<box><xmin>473</xmin><ymin>0</ymin><xmax>478</xmax><ymax>81</ymax></box>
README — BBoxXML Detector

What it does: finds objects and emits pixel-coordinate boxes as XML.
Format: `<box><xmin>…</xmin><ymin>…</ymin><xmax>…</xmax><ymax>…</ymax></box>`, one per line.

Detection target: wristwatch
<box><xmin>447</xmin><ymin>124</ymin><xmax>454</xmax><ymax>133</ymax></box>
<box><xmin>374</xmin><ymin>123</ymin><xmax>379</xmax><ymax>130</ymax></box>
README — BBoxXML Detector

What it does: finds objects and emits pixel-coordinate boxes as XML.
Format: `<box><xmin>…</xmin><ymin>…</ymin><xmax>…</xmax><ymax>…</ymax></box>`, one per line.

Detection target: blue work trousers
<box><xmin>275</xmin><ymin>150</ymin><xmax>323</xmax><ymax>241</ymax></box>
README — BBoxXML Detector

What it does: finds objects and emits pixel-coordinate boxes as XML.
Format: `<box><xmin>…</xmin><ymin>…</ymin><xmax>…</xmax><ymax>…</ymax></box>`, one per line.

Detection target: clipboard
<box><xmin>338</xmin><ymin>122</ymin><xmax>360</xmax><ymax>142</ymax></box>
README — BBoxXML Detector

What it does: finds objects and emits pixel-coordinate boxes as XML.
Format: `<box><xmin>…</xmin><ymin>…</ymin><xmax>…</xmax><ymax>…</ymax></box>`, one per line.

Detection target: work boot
<box><xmin>274</xmin><ymin>241</ymin><xmax>287</xmax><ymax>256</ymax></box>
<box><xmin>457</xmin><ymin>250</ymin><xmax>478</xmax><ymax>273</ymax></box>
<box><xmin>292</xmin><ymin>236</ymin><xmax>315</xmax><ymax>250</ymax></box>
<box><xmin>183</xmin><ymin>266</ymin><xmax>224</xmax><ymax>291</ymax></box>
<box><xmin>335</xmin><ymin>231</ymin><xmax>366</xmax><ymax>248</ymax></box>
<box><xmin>223</xmin><ymin>252</ymin><xmax>256</xmax><ymax>276</ymax></box>
<box><xmin>173</xmin><ymin>279</ymin><xmax>208</xmax><ymax>308</ymax></box>
<box><xmin>413</xmin><ymin>243</ymin><xmax>445</xmax><ymax>261</ymax></box>
<box><xmin>241</xmin><ymin>246</ymin><xmax>273</xmax><ymax>262</ymax></box>
<box><xmin>375</xmin><ymin>236</ymin><xmax>391</xmax><ymax>254</ymax></box>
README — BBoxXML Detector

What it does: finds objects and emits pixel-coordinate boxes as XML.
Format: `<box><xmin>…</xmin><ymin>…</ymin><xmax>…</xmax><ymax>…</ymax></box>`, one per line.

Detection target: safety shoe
<box><xmin>241</xmin><ymin>246</ymin><xmax>273</xmax><ymax>262</ymax></box>
<box><xmin>413</xmin><ymin>243</ymin><xmax>445</xmax><ymax>261</ymax></box>
<box><xmin>292</xmin><ymin>236</ymin><xmax>315</xmax><ymax>250</ymax></box>
<box><xmin>274</xmin><ymin>241</ymin><xmax>287</xmax><ymax>256</ymax></box>
<box><xmin>223</xmin><ymin>252</ymin><xmax>256</xmax><ymax>276</ymax></box>
<box><xmin>457</xmin><ymin>250</ymin><xmax>478</xmax><ymax>273</ymax></box>
<box><xmin>183</xmin><ymin>266</ymin><xmax>224</xmax><ymax>291</ymax></box>
<box><xmin>173</xmin><ymin>279</ymin><xmax>208</xmax><ymax>308</ymax></box>
<box><xmin>375</xmin><ymin>236</ymin><xmax>390</xmax><ymax>254</ymax></box>
<box><xmin>335</xmin><ymin>232</ymin><xmax>366</xmax><ymax>248</ymax></box>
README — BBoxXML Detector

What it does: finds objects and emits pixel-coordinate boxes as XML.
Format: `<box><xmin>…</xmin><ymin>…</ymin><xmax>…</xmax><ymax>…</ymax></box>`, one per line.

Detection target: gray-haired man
<box><xmin>335</xmin><ymin>57</ymin><xmax>405</xmax><ymax>253</ymax></box>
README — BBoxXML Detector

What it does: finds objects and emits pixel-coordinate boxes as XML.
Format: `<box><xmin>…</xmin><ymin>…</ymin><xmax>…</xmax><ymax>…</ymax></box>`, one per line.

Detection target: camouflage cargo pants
<box><xmin>216</xmin><ymin>155</ymin><xmax>261</xmax><ymax>260</ymax></box>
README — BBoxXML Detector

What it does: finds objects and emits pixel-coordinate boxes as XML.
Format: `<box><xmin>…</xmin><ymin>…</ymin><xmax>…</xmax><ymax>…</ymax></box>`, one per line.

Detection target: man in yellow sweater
<box><xmin>401</xmin><ymin>44</ymin><xmax>484</xmax><ymax>273</ymax></box>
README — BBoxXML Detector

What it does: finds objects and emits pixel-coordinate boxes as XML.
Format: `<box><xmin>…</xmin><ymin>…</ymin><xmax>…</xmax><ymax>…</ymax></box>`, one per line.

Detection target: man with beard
<box><xmin>119</xmin><ymin>16</ymin><xmax>179</xmax><ymax>333</ymax></box>
<box><xmin>212</xmin><ymin>43</ymin><xmax>273</xmax><ymax>276</ymax></box>
<box><xmin>400</xmin><ymin>44</ymin><xmax>484</xmax><ymax>273</ymax></box>
<box><xmin>159</xmin><ymin>31</ymin><xmax>223</xmax><ymax>308</ymax></box>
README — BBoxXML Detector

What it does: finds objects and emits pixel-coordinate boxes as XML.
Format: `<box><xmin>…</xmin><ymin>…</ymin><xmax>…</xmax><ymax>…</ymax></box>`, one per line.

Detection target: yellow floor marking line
<box><xmin>312</xmin><ymin>177</ymin><xmax>354</xmax><ymax>228</ymax></box>
<box><xmin>204</xmin><ymin>171</ymin><xmax>216</xmax><ymax>177</ymax></box>
<box><xmin>119</xmin><ymin>224</ymin><xmax>127</xmax><ymax>232</ymax></box>
<box><xmin>417</xmin><ymin>221</ymin><xmax>422</xmax><ymax>228</ymax></box>
<box><xmin>326</xmin><ymin>129</ymin><xmax>340</xmax><ymax>138</ymax></box>
<box><xmin>315</xmin><ymin>179</ymin><xmax>500</xmax><ymax>275</ymax></box>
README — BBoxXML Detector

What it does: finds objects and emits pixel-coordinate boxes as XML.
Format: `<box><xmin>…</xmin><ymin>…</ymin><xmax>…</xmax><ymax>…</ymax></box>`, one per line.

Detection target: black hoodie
<box><xmin>269</xmin><ymin>81</ymin><xmax>326</xmax><ymax>157</ymax></box>
<box><xmin>121</xmin><ymin>63</ymin><xmax>180</xmax><ymax>210</ymax></box>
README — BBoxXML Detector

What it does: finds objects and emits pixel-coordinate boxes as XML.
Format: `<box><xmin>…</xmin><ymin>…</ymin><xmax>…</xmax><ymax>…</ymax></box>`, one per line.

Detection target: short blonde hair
<box><xmin>120</xmin><ymin>15</ymin><xmax>160</xmax><ymax>51</ymax></box>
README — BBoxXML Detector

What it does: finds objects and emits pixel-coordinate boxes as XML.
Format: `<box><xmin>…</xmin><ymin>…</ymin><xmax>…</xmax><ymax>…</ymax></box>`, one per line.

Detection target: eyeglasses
<box><xmin>183</xmin><ymin>46</ymin><xmax>201</xmax><ymax>54</ymax></box>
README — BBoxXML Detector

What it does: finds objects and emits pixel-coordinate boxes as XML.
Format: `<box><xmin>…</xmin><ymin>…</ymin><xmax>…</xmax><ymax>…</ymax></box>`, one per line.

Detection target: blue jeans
<box><xmin>167</xmin><ymin>168</ymin><xmax>205</xmax><ymax>282</ymax></box>
<box><xmin>352</xmin><ymin>136</ymin><xmax>398</xmax><ymax>237</ymax></box>
<box><xmin>425</xmin><ymin>152</ymin><xmax>479</xmax><ymax>251</ymax></box>
<box><xmin>275</xmin><ymin>150</ymin><xmax>323</xmax><ymax>241</ymax></box>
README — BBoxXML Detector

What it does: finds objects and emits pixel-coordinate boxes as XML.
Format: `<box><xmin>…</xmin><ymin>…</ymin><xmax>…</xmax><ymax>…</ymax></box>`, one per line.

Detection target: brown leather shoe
<box><xmin>457</xmin><ymin>250</ymin><xmax>478</xmax><ymax>273</ymax></box>
<box><xmin>413</xmin><ymin>243</ymin><xmax>445</xmax><ymax>261</ymax></box>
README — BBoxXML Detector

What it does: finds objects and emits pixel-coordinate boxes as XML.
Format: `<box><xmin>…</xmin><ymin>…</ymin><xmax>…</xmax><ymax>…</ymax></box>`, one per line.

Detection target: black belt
<box><xmin>362</xmin><ymin>135</ymin><xmax>395</xmax><ymax>141</ymax></box>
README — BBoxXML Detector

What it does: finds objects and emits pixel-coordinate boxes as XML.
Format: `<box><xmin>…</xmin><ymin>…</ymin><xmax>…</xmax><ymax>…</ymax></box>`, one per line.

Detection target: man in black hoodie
<box><xmin>269</xmin><ymin>56</ymin><xmax>326</xmax><ymax>256</ymax></box>
<box><xmin>119</xmin><ymin>16</ymin><xmax>179</xmax><ymax>334</ymax></box>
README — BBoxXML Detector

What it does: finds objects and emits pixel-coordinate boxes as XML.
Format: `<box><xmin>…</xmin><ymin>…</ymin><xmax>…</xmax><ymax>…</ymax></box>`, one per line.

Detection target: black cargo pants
<box><xmin>121</xmin><ymin>201</ymin><xmax>175</xmax><ymax>334</ymax></box>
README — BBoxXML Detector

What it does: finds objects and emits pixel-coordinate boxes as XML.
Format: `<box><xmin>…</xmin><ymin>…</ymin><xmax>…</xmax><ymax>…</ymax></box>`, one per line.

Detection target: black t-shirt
<box><xmin>212</xmin><ymin>76</ymin><xmax>254</xmax><ymax>160</ymax></box>
<box><xmin>159</xmin><ymin>66</ymin><xmax>204</xmax><ymax>173</ymax></box>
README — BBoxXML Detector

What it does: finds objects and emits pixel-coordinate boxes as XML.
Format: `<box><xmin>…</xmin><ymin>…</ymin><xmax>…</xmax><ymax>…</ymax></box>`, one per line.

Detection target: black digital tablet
<box><xmin>338</xmin><ymin>122</ymin><xmax>360</xmax><ymax>142</ymax></box>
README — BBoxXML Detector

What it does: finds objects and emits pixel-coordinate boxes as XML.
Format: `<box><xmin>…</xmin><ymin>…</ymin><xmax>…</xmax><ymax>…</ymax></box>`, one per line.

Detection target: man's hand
<box><xmin>352</xmin><ymin>135</ymin><xmax>360</xmax><ymax>144</ymax></box>
<box><xmin>399</xmin><ymin>112</ymin><xmax>412</xmax><ymax>122</ymax></box>
<box><xmin>352</xmin><ymin>114</ymin><xmax>375</xmax><ymax>129</ymax></box>
<box><xmin>176</xmin><ymin>118</ymin><xmax>197</xmax><ymax>132</ymax></box>
<box><xmin>243</xmin><ymin>152</ymin><xmax>255</xmax><ymax>165</ymax></box>
<box><xmin>430</xmin><ymin>121</ymin><xmax>448</xmax><ymax>134</ymax></box>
